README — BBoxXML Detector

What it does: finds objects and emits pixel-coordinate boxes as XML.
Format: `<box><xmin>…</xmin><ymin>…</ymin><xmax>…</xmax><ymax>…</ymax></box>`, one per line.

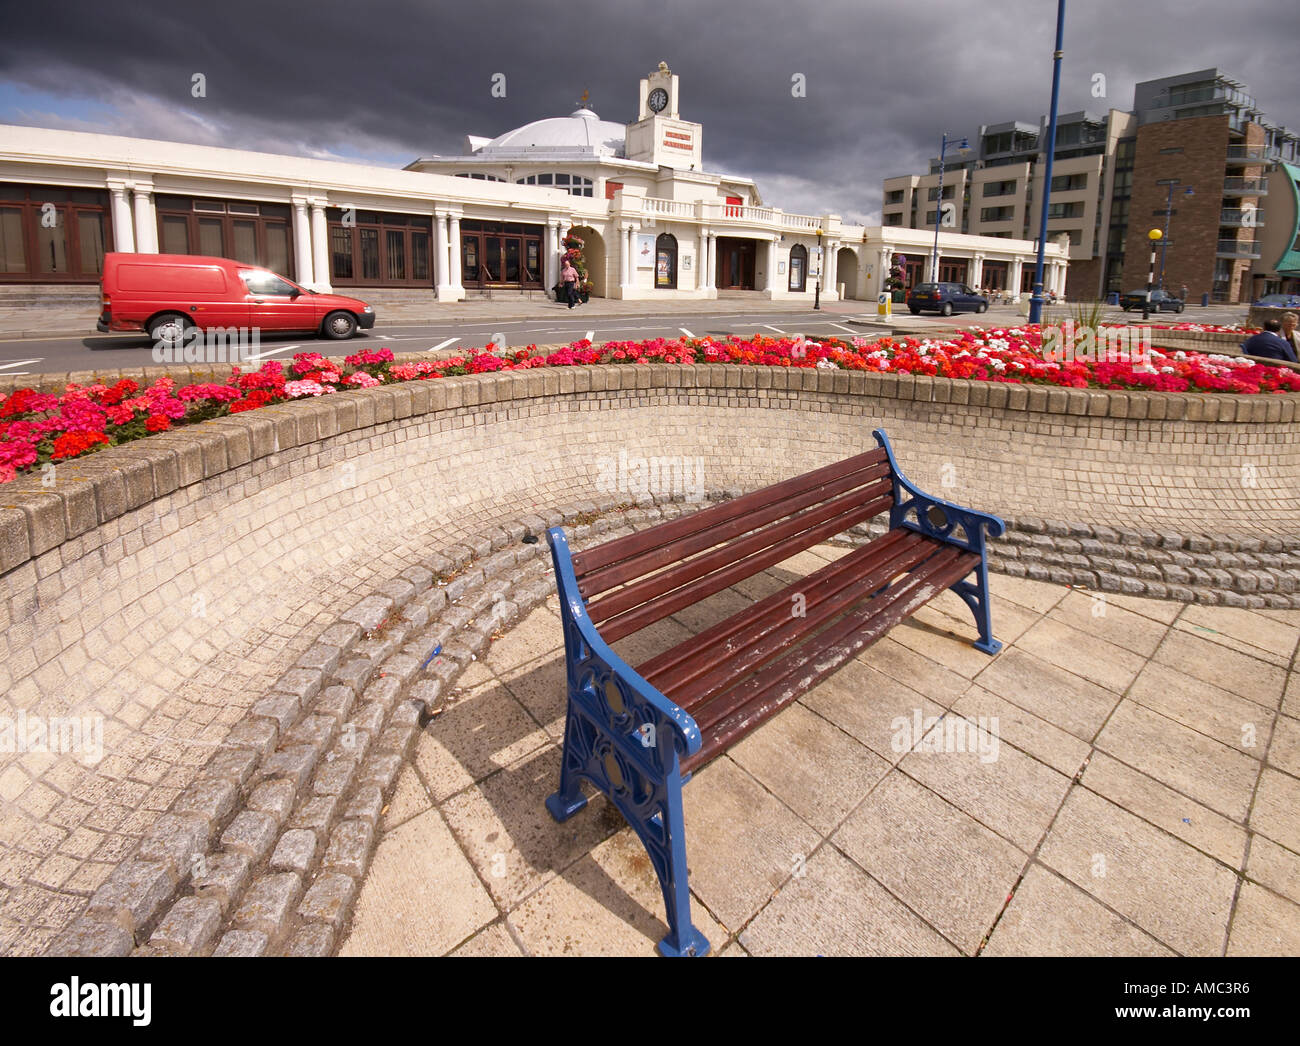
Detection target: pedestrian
<box><xmin>1180</xmin><ymin>283</ymin><xmax>1188</xmax><ymax>303</ymax></box>
<box><xmin>1241</xmin><ymin>319</ymin><xmax>1299</xmax><ymax>364</ymax></box>
<box><xmin>561</xmin><ymin>258</ymin><xmax>580</xmax><ymax>309</ymax></box>
<box><xmin>1280</xmin><ymin>311</ymin><xmax>1300</xmax><ymax>358</ymax></box>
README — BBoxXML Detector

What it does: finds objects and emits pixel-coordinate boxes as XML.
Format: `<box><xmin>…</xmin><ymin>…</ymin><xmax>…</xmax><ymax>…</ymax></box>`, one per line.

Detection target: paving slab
<box><xmin>739</xmin><ymin>845</ymin><xmax>959</xmax><ymax>957</ymax></box>
<box><xmin>971</xmin><ymin>648</ymin><xmax>1121</xmax><ymax>741</ymax></box>
<box><xmin>1226</xmin><ymin>882</ymin><xmax>1300</xmax><ymax>956</ymax></box>
<box><xmin>1153</xmin><ymin>629</ymin><xmax>1289</xmax><ymax>707</ymax></box>
<box><xmin>1094</xmin><ymin>702</ymin><xmax>1258</xmax><ymax>822</ymax></box>
<box><xmin>831</xmin><ymin>771</ymin><xmax>1027</xmax><ymax>955</ymax></box>
<box><xmin>1038</xmin><ymin>788</ymin><xmax>1238</xmax><ymax>956</ymax></box>
<box><xmin>339</xmin><ymin>808</ymin><xmax>496</xmax><ymax>956</ymax></box>
<box><xmin>983</xmin><ymin>864</ymin><xmax>1173</xmax><ymax>957</ymax></box>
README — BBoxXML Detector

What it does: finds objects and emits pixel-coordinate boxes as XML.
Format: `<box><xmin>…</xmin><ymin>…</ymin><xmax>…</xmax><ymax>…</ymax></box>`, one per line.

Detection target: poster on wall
<box><xmin>681</xmin><ymin>254</ymin><xmax>692</xmax><ymax>271</ymax></box>
<box><xmin>636</xmin><ymin>233</ymin><xmax>655</xmax><ymax>268</ymax></box>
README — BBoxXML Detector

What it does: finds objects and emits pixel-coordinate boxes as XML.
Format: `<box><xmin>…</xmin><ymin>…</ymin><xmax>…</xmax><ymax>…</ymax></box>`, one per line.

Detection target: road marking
<box><xmin>241</xmin><ymin>344</ymin><xmax>299</xmax><ymax>361</ymax></box>
<box><xmin>0</xmin><ymin>358</ymin><xmax>42</xmax><ymax>370</ymax></box>
<box><xmin>430</xmin><ymin>337</ymin><xmax>459</xmax><ymax>351</ymax></box>
<box><xmin>584</xmin><ymin>331</ymin><xmax>594</xmax><ymax>342</ymax></box>
<box><xmin>679</xmin><ymin>327</ymin><xmax>695</xmax><ymax>338</ymax></box>
<box><xmin>762</xmin><ymin>324</ymin><xmax>787</xmax><ymax>334</ymax></box>
<box><xmin>828</xmin><ymin>323</ymin><xmax>858</xmax><ymax>334</ymax></box>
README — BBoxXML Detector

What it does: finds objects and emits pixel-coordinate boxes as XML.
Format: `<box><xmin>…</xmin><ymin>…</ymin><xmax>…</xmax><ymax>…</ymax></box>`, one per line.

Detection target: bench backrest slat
<box><xmin>577</xmin><ymin>460</ymin><xmax>892</xmax><ymax>600</ymax></box>
<box><xmin>590</xmin><ymin>487</ymin><xmax>894</xmax><ymax>643</ymax></box>
<box><xmin>571</xmin><ymin>447</ymin><xmax>888</xmax><ymax>579</ymax></box>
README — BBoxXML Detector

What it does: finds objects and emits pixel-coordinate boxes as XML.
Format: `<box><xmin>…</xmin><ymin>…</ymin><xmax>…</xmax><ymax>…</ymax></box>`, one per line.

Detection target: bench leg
<box><xmin>545</xmin><ymin>705</ymin><xmax>589</xmax><ymax>822</ymax></box>
<box><xmin>650</xmin><ymin>775</ymin><xmax>711</xmax><ymax>958</ymax></box>
<box><xmin>950</xmin><ymin>561</ymin><xmax>1002</xmax><ymax>655</ymax></box>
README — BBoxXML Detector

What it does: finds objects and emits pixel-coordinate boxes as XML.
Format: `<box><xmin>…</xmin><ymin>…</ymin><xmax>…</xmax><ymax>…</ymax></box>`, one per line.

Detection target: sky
<box><xmin>1</xmin><ymin>0</ymin><xmax>1296</xmax><ymax>224</ymax></box>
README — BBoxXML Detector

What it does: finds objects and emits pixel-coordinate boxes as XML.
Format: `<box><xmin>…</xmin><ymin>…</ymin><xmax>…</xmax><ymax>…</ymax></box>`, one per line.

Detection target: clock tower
<box><xmin>625</xmin><ymin>61</ymin><xmax>703</xmax><ymax>170</ymax></box>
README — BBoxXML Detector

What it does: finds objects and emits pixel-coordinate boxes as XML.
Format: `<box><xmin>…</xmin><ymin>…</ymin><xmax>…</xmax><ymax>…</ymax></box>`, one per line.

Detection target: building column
<box><xmin>767</xmin><ymin>237</ymin><xmax>779</xmax><ymax>294</ymax></box>
<box><xmin>292</xmin><ymin>197</ymin><xmax>314</xmax><ymax>288</ymax></box>
<box><xmin>878</xmin><ymin>247</ymin><xmax>893</xmax><ymax>297</ymax></box>
<box><xmin>433</xmin><ymin>208</ymin><xmax>451</xmax><ymax>299</ymax></box>
<box><xmin>971</xmin><ymin>252</ymin><xmax>984</xmax><ymax>290</ymax></box>
<box><xmin>309</xmin><ymin>201</ymin><xmax>331</xmax><ymax>292</ymax></box>
<box><xmin>108</xmin><ymin>184</ymin><xmax>134</xmax><ymax>252</ymax></box>
<box><xmin>705</xmin><ymin>232</ymin><xmax>716</xmax><ymax>290</ymax></box>
<box><xmin>448</xmin><ymin>213</ymin><xmax>462</xmax><ymax>297</ymax></box>
<box><xmin>622</xmin><ymin>223</ymin><xmax>639</xmax><ymax>295</ymax></box>
<box><xmin>544</xmin><ymin>221</ymin><xmax>558</xmax><ymax>297</ymax></box>
<box><xmin>825</xmin><ymin>241</ymin><xmax>839</xmax><ymax>297</ymax></box>
<box><xmin>131</xmin><ymin>186</ymin><xmax>156</xmax><ymax>253</ymax></box>
<box><xmin>1010</xmin><ymin>257</ymin><xmax>1024</xmax><ymax>300</ymax></box>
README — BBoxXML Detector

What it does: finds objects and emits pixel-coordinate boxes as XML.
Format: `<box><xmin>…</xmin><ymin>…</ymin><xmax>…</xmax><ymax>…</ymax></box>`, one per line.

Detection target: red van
<box><xmin>97</xmin><ymin>253</ymin><xmax>375</xmax><ymax>345</ymax></box>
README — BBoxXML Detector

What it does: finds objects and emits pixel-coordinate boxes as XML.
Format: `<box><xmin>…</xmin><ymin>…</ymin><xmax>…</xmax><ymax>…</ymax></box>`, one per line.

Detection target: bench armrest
<box><xmin>872</xmin><ymin>429</ymin><xmax>1006</xmax><ymax>555</ymax></box>
<box><xmin>548</xmin><ymin>527</ymin><xmax>703</xmax><ymax>767</ymax></box>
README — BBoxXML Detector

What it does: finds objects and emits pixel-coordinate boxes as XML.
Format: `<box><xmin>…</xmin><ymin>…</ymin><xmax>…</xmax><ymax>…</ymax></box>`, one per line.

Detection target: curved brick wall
<box><xmin>1</xmin><ymin>362</ymin><xmax>1298</xmax><ymax>954</ymax></box>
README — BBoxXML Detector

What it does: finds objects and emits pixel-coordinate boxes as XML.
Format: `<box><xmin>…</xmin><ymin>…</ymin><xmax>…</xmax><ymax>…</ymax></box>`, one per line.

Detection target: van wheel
<box><xmin>322</xmin><ymin>311</ymin><xmax>358</xmax><ymax>339</ymax></box>
<box><xmin>976</xmin><ymin>303</ymin><xmax>988</xmax><ymax>313</ymax></box>
<box><xmin>940</xmin><ymin>302</ymin><xmax>953</xmax><ymax>316</ymax></box>
<box><xmin>1175</xmin><ymin>303</ymin><xmax>1185</xmax><ymax>313</ymax></box>
<box><xmin>908</xmin><ymin>306</ymin><xmax>921</xmax><ymax>315</ymax></box>
<box><xmin>148</xmin><ymin>313</ymin><xmax>191</xmax><ymax>349</ymax></box>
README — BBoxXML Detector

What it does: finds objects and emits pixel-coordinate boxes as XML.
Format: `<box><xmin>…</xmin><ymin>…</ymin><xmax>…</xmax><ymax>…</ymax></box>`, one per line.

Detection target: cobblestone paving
<box><xmin>342</xmin><ymin>556</ymin><xmax>1300</xmax><ymax>957</ymax></box>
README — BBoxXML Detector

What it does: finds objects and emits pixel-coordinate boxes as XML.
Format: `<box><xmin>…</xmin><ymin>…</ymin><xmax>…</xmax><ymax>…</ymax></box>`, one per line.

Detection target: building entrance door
<box><xmin>716</xmin><ymin>237</ymin><xmax>755</xmax><ymax>289</ymax></box>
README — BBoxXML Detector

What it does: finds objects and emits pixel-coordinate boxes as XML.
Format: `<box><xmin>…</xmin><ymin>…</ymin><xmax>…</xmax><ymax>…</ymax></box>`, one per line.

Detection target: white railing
<box><xmin>781</xmin><ymin>213</ymin><xmax>820</xmax><ymax>230</ymax></box>
<box><xmin>721</xmin><ymin>204</ymin><xmax>774</xmax><ymax>222</ymax></box>
<box><xmin>642</xmin><ymin>196</ymin><xmax>696</xmax><ymax>217</ymax></box>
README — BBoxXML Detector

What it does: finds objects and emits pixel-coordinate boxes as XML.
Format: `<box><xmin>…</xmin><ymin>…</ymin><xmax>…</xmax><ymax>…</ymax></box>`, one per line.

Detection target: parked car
<box><xmin>1253</xmin><ymin>293</ymin><xmax>1300</xmax><ymax>308</ymax></box>
<box><xmin>97</xmin><ymin>253</ymin><xmax>375</xmax><ymax>345</ymax></box>
<box><xmin>906</xmin><ymin>282</ymin><xmax>989</xmax><ymax>316</ymax></box>
<box><xmin>1118</xmin><ymin>288</ymin><xmax>1184</xmax><ymax>313</ymax></box>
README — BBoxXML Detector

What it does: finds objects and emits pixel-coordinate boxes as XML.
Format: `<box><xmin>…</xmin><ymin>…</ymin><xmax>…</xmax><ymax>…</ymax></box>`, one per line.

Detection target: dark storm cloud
<box><xmin>1</xmin><ymin>0</ymin><xmax>1296</xmax><ymax>222</ymax></box>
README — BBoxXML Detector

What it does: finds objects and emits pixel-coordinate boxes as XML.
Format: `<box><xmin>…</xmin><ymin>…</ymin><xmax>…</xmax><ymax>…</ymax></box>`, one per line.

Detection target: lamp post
<box><xmin>929</xmin><ymin>133</ymin><xmax>969</xmax><ymax>283</ymax></box>
<box><xmin>814</xmin><ymin>227</ymin><xmax>823</xmax><ymax>310</ymax></box>
<box><xmin>1142</xmin><ymin>228</ymin><xmax>1161</xmax><ymax>321</ymax></box>
<box><xmin>1028</xmin><ymin>0</ymin><xmax>1067</xmax><ymax>326</ymax></box>
<box><xmin>1154</xmin><ymin>181</ymin><xmax>1194</xmax><ymax>290</ymax></box>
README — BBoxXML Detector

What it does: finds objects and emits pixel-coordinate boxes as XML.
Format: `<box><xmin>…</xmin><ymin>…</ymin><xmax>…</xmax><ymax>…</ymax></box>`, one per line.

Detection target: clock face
<box><xmin>647</xmin><ymin>87</ymin><xmax>668</xmax><ymax>114</ymax></box>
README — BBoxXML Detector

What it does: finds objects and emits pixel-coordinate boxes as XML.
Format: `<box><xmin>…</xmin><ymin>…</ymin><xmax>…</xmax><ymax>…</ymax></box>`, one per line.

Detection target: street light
<box><xmin>929</xmin><ymin>133</ymin><xmax>969</xmax><ymax>283</ymax></box>
<box><xmin>1142</xmin><ymin>228</ymin><xmax>1162</xmax><ymax>321</ymax></box>
<box><xmin>1028</xmin><ymin>0</ymin><xmax>1067</xmax><ymax>326</ymax></box>
<box><xmin>814</xmin><ymin>227</ymin><xmax>823</xmax><ymax>310</ymax></box>
<box><xmin>1154</xmin><ymin>181</ymin><xmax>1194</xmax><ymax>290</ymax></box>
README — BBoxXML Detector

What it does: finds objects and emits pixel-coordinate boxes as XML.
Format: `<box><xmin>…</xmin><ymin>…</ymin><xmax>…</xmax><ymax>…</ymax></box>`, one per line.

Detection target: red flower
<box><xmin>146</xmin><ymin>414</ymin><xmax>171</xmax><ymax>432</ymax></box>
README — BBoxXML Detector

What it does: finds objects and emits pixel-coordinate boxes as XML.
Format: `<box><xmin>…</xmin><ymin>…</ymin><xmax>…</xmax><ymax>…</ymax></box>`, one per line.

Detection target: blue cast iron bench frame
<box><xmin>544</xmin><ymin>429</ymin><xmax>1004</xmax><ymax>956</ymax></box>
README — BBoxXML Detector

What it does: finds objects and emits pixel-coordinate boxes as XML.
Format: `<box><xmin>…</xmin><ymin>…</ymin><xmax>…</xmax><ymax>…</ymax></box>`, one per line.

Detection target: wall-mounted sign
<box><xmin>778</xmin><ymin>261</ymin><xmax>786</xmax><ymax>274</ymax></box>
<box><xmin>681</xmin><ymin>255</ymin><xmax>692</xmax><ymax>271</ymax></box>
<box><xmin>636</xmin><ymin>233</ymin><xmax>655</xmax><ymax>268</ymax></box>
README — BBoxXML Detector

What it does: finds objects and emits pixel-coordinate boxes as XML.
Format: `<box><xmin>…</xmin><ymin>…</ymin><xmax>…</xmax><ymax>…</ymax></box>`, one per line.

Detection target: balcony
<box><xmin>1216</xmin><ymin>238</ymin><xmax>1262</xmax><ymax>258</ymax></box>
<box><xmin>641</xmin><ymin>197</ymin><xmax>696</xmax><ymax>218</ymax></box>
<box><xmin>1224</xmin><ymin>145</ymin><xmax>1269</xmax><ymax>164</ymax></box>
<box><xmin>1220</xmin><ymin>207</ymin><xmax>1265</xmax><ymax>227</ymax></box>
<box><xmin>1223</xmin><ymin>177</ymin><xmax>1268</xmax><ymax>196</ymax></box>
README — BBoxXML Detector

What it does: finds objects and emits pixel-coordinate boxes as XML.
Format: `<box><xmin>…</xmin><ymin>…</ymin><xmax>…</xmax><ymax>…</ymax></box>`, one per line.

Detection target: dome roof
<box><xmin>474</xmin><ymin>108</ymin><xmax>625</xmax><ymax>158</ymax></box>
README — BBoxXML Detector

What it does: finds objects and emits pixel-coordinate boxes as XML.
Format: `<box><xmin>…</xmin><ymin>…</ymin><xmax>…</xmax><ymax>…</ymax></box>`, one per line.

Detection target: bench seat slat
<box><xmin>570</xmin><ymin>447</ymin><xmax>888</xmax><ymax>579</ymax></box>
<box><xmin>682</xmin><ymin>546</ymin><xmax>980</xmax><ymax>771</ymax></box>
<box><xmin>577</xmin><ymin>461</ymin><xmax>891</xmax><ymax>600</ymax></box>
<box><xmin>588</xmin><ymin>480</ymin><xmax>892</xmax><ymax>627</ymax></box>
<box><xmin>643</xmin><ymin>529</ymin><xmax>933</xmax><ymax>701</ymax></box>
<box><xmin>590</xmin><ymin>490</ymin><xmax>893</xmax><ymax>643</ymax></box>
<box><xmin>638</xmin><ymin>526</ymin><xmax>915</xmax><ymax>683</ymax></box>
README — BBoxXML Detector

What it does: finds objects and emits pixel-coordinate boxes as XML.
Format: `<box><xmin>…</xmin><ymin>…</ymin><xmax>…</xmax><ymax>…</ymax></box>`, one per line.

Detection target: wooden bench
<box><xmin>544</xmin><ymin>428</ymin><xmax>1005</xmax><ymax>956</ymax></box>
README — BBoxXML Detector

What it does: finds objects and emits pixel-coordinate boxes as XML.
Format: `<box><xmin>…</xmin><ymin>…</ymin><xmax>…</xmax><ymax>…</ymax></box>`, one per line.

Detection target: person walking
<box><xmin>1180</xmin><ymin>283</ymin><xmax>1189</xmax><ymax>303</ymax></box>
<box><xmin>560</xmin><ymin>259</ymin><xmax>580</xmax><ymax>309</ymax></box>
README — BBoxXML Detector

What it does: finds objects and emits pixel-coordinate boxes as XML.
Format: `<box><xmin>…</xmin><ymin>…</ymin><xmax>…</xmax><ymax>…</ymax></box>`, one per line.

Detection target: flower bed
<box><xmin>2</xmin><ymin>329</ymin><xmax>1297</xmax><ymax>483</ymax></box>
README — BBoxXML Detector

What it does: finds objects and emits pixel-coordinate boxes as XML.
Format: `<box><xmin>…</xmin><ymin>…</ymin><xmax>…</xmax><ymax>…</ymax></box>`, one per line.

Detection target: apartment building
<box><xmin>882</xmin><ymin>68</ymin><xmax>1299</xmax><ymax>303</ymax></box>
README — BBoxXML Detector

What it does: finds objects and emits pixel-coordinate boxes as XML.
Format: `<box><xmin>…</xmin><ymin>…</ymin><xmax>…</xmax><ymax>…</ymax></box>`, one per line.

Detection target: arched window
<box><xmin>789</xmin><ymin>244</ymin><xmax>808</xmax><ymax>291</ymax></box>
<box><xmin>655</xmin><ymin>233</ymin><xmax>678</xmax><ymax>289</ymax></box>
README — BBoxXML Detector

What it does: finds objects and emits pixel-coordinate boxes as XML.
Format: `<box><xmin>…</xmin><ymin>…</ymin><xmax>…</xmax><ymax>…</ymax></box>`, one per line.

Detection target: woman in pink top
<box><xmin>561</xmin><ymin>260</ymin><xmax>580</xmax><ymax>308</ymax></box>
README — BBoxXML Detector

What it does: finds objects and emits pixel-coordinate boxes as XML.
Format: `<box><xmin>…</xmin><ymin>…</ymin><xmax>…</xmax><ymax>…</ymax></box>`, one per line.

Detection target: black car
<box><xmin>906</xmin><ymin>282</ymin><xmax>989</xmax><ymax>316</ymax></box>
<box><xmin>1119</xmin><ymin>288</ymin><xmax>1184</xmax><ymax>313</ymax></box>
